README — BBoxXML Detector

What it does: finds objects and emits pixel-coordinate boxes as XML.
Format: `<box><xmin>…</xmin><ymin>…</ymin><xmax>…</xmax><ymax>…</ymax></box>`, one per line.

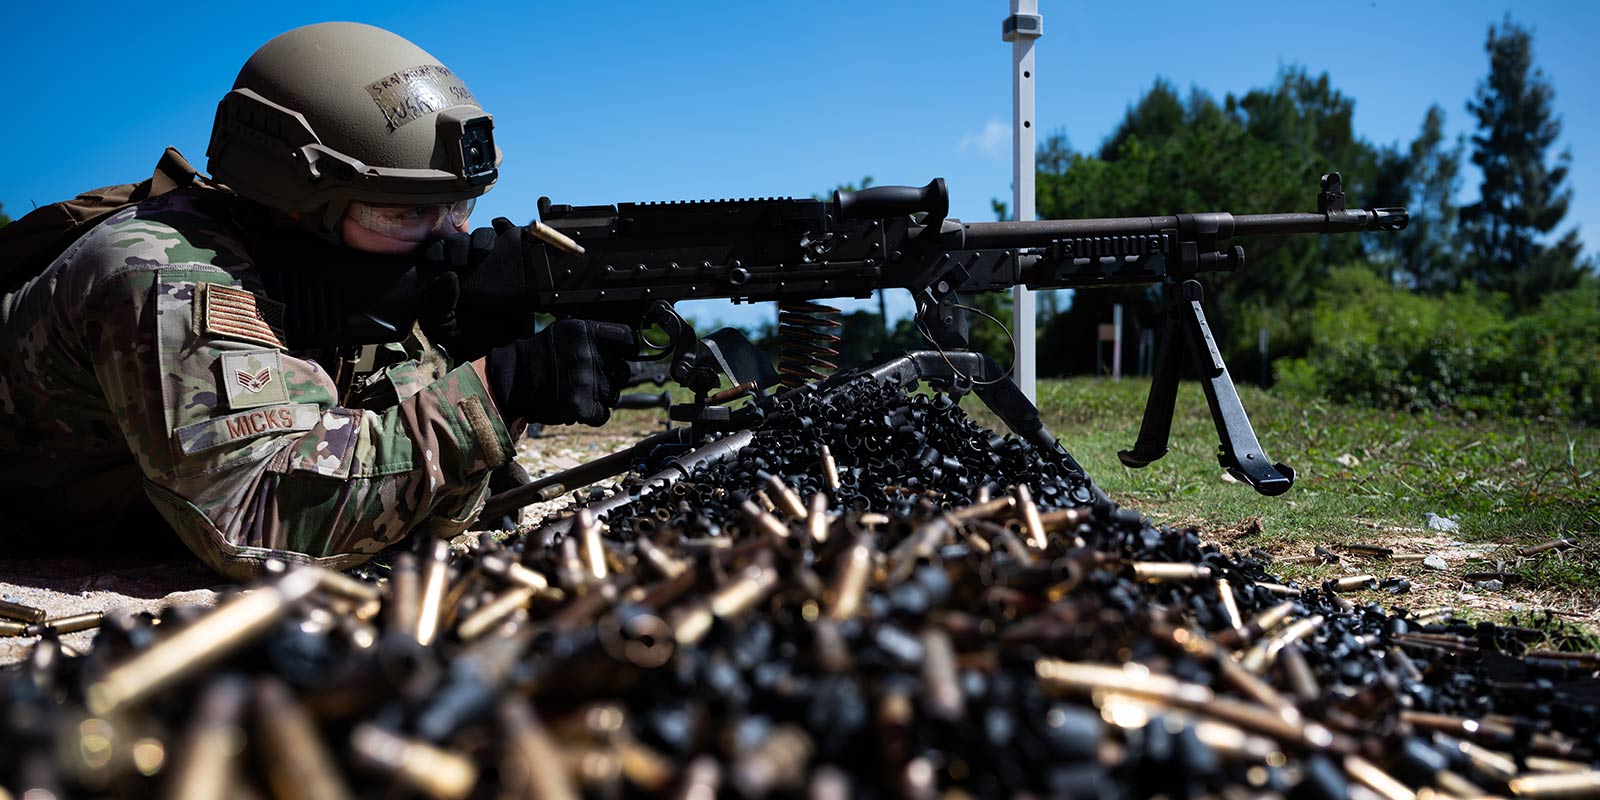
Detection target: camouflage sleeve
<box><xmin>81</xmin><ymin>267</ymin><xmax>515</xmax><ymax>579</ymax></box>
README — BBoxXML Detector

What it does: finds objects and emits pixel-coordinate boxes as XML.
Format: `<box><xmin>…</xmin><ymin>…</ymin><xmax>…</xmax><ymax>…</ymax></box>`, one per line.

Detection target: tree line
<box><xmin>793</xmin><ymin>16</ymin><xmax>1593</xmax><ymax>414</ymax></box>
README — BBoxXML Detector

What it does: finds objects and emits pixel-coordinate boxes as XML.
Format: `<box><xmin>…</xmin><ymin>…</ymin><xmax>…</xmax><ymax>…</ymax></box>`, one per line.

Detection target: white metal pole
<box><xmin>1004</xmin><ymin>1</ymin><xmax>1041</xmax><ymax>403</ymax></box>
<box><xmin>1112</xmin><ymin>303</ymin><xmax>1123</xmax><ymax>381</ymax></box>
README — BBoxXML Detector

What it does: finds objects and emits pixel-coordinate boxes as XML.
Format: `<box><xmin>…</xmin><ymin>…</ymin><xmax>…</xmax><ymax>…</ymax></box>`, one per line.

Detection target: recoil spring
<box><xmin>776</xmin><ymin>301</ymin><xmax>842</xmax><ymax>389</ymax></box>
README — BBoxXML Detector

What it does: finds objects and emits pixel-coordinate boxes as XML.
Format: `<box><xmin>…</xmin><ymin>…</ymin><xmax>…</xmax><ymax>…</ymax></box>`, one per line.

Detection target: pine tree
<box><xmin>1459</xmin><ymin>17</ymin><xmax>1584</xmax><ymax>309</ymax></box>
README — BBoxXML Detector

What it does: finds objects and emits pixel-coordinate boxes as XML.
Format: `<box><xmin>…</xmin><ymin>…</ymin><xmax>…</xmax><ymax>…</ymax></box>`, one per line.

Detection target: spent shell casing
<box><xmin>1435</xmin><ymin>770</ymin><xmax>1485</xmax><ymax>799</ymax></box>
<box><xmin>733</xmin><ymin>724</ymin><xmax>814</xmax><ymax>797</ymax></box>
<box><xmin>1519</xmin><ymin>538</ymin><xmax>1577</xmax><ymax>557</ymax></box>
<box><xmin>1037</xmin><ymin>506</ymin><xmax>1091</xmax><ymax>532</ymax></box>
<box><xmin>0</xmin><ymin>598</ymin><xmax>47</xmax><ymax>624</ymax></box>
<box><xmin>1526</xmin><ymin>757</ymin><xmax>1596</xmax><ymax>774</ymax></box>
<box><xmin>1448</xmin><ymin>737</ymin><xmax>1518</xmax><ymax>783</ymax></box>
<box><xmin>0</xmin><ymin>620</ymin><xmax>26</xmax><ymax>637</ymax></box>
<box><xmin>741</xmin><ymin>500</ymin><xmax>791</xmax><ymax>541</ymax></box>
<box><xmin>1510</xmin><ymin>772</ymin><xmax>1600</xmax><ymax>797</ymax></box>
<box><xmin>1344</xmin><ymin>754</ymin><xmax>1417</xmax><ymax>800</ymax></box>
<box><xmin>1330</xmin><ymin>574</ymin><xmax>1378</xmax><ymax>592</ymax></box>
<box><xmin>314</xmin><ymin>569</ymin><xmax>382</xmax><ymax>604</ymax></box>
<box><xmin>1252</xmin><ymin>582</ymin><xmax>1302</xmax><ymax>597</ymax></box>
<box><xmin>87</xmin><ymin>568</ymin><xmax>320</xmax><ymax>715</ymax></box>
<box><xmin>764</xmin><ymin>473</ymin><xmax>807</xmax><ymax>519</ymax></box>
<box><xmin>826</xmin><ymin>537</ymin><xmax>875</xmax><ymax>621</ymax></box>
<box><xmin>1241</xmin><ymin>614</ymin><xmax>1324</xmax><ymax>674</ymax></box>
<box><xmin>480</xmin><ymin>554</ymin><xmax>563</xmax><ymax>601</ymax></box>
<box><xmin>254</xmin><ymin>678</ymin><xmax>353</xmax><ymax>800</ymax></box>
<box><xmin>166</xmin><ymin>676</ymin><xmax>253</xmax><ymax>800</ymax></box>
<box><xmin>675</xmin><ymin>755</ymin><xmax>721</xmax><ymax>800</ymax></box>
<box><xmin>1130</xmin><ymin>562</ymin><xmax>1213</xmax><ymax>582</ymax></box>
<box><xmin>949</xmin><ymin>495</ymin><xmax>1016</xmax><ymax>523</ymax></box>
<box><xmin>1216</xmin><ymin>578</ymin><xmax>1245</xmax><ymax>630</ymax></box>
<box><xmin>455</xmin><ymin>585</ymin><xmax>537</xmax><ymax>641</ymax></box>
<box><xmin>1278</xmin><ymin>642</ymin><xmax>1320</xmax><ymax>703</ymax></box>
<box><xmin>27</xmin><ymin>612</ymin><xmax>104</xmax><ymax>636</ymax></box>
<box><xmin>673</xmin><ymin>565</ymin><xmax>779</xmax><ymax>647</ymax></box>
<box><xmin>1345</xmin><ymin>543</ymin><xmax>1394</xmax><ymax>557</ymax></box>
<box><xmin>414</xmin><ymin>539</ymin><xmax>451</xmax><ymax>647</ymax></box>
<box><xmin>634</xmin><ymin>536</ymin><xmax>688</xmax><ymax>580</ymax></box>
<box><xmin>806</xmin><ymin>492</ymin><xmax>831</xmax><ymax>545</ymax></box>
<box><xmin>387</xmin><ymin>552</ymin><xmax>420</xmax><ymax>637</ymax></box>
<box><xmin>1012</xmin><ymin>484</ymin><xmax>1047</xmax><ymax>550</ymax></box>
<box><xmin>920</xmin><ymin>627</ymin><xmax>964</xmax><ymax>722</ymax></box>
<box><xmin>819</xmin><ymin>444</ymin><xmax>841</xmax><ymax>493</ymax></box>
<box><xmin>351</xmin><ymin>724</ymin><xmax>476</xmax><ymax>800</ymax></box>
<box><xmin>498</xmin><ymin>698</ymin><xmax>580</xmax><ymax>800</ymax></box>
<box><xmin>577</xmin><ymin>508</ymin><xmax>608</xmax><ymax>583</ymax></box>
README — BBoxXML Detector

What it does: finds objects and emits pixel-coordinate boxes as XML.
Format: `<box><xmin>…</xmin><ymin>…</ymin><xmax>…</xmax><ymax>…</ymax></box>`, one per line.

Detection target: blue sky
<box><xmin>5</xmin><ymin>1</ymin><xmax>1597</xmax><ymax>330</ymax></box>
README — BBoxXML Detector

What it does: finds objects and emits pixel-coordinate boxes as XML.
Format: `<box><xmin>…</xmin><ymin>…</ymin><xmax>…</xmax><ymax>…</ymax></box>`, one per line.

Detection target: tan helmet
<box><xmin>207</xmin><ymin>22</ymin><xmax>500</xmax><ymax>233</ymax></box>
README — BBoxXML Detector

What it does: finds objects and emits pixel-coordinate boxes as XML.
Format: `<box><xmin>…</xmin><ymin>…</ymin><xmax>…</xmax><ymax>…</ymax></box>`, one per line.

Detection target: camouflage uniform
<box><xmin>0</xmin><ymin>188</ymin><xmax>515</xmax><ymax>579</ymax></box>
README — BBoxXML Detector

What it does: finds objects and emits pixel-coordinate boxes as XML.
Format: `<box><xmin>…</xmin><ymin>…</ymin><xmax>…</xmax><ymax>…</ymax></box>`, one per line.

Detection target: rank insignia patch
<box><xmin>220</xmin><ymin>350</ymin><xmax>290</xmax><ymax>410</ymax></box>
<box><xmin>197</xmin><ymin>283</ymin><xmax>286</xmax><ymax>349</ymax></box>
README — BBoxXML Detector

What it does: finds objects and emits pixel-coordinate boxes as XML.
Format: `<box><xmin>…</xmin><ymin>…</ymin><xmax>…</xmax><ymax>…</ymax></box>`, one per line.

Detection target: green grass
<box><xmin>965</xmin><ymin>378</ymin><xmax>1599</xmax><ymax>599</ymax></box>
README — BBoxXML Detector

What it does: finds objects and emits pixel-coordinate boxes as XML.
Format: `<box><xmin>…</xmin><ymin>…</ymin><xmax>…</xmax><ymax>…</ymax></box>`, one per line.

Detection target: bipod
<box><xmin>1118</xmin><ymin>280</ymin><xmax>1294</xmax><ymax>496</ymax></box>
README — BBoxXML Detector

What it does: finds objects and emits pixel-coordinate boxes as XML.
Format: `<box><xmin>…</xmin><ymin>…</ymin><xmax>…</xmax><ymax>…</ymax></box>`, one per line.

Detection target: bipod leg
<box><xmin>1118</xmin><ymin>301</ymin><xmax>1186</xmax><ymax>469</ymax></box>
<box><xmin>1174</xmin><ymin>281</ymin><xmax>1294</xmax><ymax>496</ymax></box>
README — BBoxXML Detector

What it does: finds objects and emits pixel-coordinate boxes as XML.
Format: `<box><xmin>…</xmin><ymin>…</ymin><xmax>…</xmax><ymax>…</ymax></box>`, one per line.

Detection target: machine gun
<box><xmin>477</xmin><ymin>171</ymin><xmax>1402</xmax><ymax>498</ymax></box>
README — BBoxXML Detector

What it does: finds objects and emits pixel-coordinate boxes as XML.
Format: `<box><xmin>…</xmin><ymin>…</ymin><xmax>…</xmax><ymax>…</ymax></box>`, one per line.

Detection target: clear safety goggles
<box><xmin>347</xmin><ymin>197</ymin><xmax>476</xmax><ymax>242</ymax></box>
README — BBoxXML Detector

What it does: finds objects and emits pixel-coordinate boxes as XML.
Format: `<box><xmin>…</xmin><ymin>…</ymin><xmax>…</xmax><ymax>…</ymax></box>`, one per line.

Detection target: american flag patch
<box><xmin>198</xmin><ymin>284</ymin><xmax>286</xmax><ymax>349</ymax></box>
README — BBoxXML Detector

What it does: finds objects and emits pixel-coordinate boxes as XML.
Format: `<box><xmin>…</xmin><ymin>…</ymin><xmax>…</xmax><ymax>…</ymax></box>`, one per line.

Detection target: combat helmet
<box><xmin>207</xmin><ymin>22</ymin><xmax>500</xmax><ymax>234</ymax></box>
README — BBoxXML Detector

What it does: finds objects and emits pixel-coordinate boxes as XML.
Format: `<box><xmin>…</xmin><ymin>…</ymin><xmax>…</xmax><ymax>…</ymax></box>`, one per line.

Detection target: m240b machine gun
<box><xmin>486</xmin><ymin>172</ymin><xmax>1403</xmax><ymax>498</ymax></box>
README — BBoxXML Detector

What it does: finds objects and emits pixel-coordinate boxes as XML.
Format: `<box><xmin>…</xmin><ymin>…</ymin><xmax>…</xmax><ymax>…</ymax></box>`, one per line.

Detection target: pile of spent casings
<box><xmin>3</xmin><ymin>380</ymin><xmax>1598</xmax><ymax>799</ymax></box>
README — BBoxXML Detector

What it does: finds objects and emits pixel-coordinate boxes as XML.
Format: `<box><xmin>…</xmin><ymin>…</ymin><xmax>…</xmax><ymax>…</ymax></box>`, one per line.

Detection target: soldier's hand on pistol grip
<box><xmin>482</xmin><ymin>319</ymin><xmax>635</xmax><ymax>427</ymax></box>
<box><xmin>419</xmin><ymin>217</ymin><xmax>539</xmax><ymax>359</ymax></box>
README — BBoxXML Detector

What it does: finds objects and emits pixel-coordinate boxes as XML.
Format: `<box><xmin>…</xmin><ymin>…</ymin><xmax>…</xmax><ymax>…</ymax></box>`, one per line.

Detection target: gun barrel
<box><xmin>962</xmin><ymin>207</ymin><xmax>1406</xmax><ymax>249</ymax></box>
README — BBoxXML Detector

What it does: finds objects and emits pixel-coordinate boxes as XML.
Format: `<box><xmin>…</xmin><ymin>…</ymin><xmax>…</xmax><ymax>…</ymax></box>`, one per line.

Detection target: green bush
<box><xmin>1276</xmin><ymin>267</ymin><xmax>1600</xmax><ymax>423</ymax></box>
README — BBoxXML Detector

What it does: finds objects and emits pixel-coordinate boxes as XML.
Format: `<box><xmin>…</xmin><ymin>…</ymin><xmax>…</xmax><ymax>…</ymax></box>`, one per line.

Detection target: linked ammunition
<box><xmin>705</xmin><ymin>380</ymin><xmax>760</xmax><ymax>406</ymax></box>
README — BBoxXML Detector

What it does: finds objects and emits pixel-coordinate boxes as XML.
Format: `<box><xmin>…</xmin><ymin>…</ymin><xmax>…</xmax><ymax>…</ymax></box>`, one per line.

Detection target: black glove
<box><xmin>419</xmin><ymin>217</ymin><xmax>541</xmax><ymax>359</ymax></box>
<box><xmin>483</xmin><ymin>319</ymin><xmax>636</xmax><ymax>427</ymax></box>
